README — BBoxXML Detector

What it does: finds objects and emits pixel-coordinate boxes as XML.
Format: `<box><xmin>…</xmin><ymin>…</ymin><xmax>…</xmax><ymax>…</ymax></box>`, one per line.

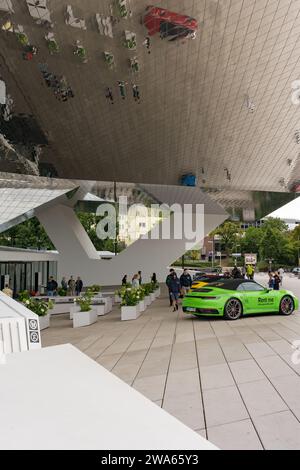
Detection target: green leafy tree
<box><xmin>212</xmin><ymin>221</ymin><xmax>241</xmax><ymax>257</ymax></box>
<box><xmin>241</xmin><ymin>226</ymin><xmax>263</xmax><ymax>255</ymax></box>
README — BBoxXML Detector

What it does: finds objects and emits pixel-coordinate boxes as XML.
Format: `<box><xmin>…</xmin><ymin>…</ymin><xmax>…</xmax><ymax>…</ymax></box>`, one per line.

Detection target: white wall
<box><xmin>37</xmin><ymin>203</ymin><xmax>227</xmax><ymax>286</ymax></box>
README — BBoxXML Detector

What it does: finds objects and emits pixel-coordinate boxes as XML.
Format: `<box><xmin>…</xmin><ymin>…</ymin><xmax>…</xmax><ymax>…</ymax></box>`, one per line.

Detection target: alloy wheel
<box><xmin>225</xmin><ymin>298</ymin><xmax>242</xmax><ymax>320</ymax></box>
<box><xmin>280</xmin><ymin>296</ymin><xmax>294</xmax><ymax>315</ymax></box>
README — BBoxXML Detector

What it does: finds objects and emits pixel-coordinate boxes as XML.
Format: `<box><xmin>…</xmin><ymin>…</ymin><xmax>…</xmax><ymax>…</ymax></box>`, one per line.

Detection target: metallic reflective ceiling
<box><xmin>1</xmin><ymin>0</ymin><xmax>300</xmax><ymax>191</ymax></box>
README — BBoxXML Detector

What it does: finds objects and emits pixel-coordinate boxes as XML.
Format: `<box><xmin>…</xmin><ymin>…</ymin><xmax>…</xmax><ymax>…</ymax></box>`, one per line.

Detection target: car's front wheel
<box><xmin>224</xmin><ymin>298</ymin><xmax>243</xmax><ymax>320</ymax></box>
<box><xmin>280</xmin><ymin>296</ymin><xmax>294</xmax><ymax>316</ymax></box>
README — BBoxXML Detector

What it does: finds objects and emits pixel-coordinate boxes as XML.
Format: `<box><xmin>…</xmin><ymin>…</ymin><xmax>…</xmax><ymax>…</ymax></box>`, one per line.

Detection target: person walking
<box><xmin>166</xmin><ymin>269</ymin><xmax>175</xmax><ymax>306</ymax></box>
<box><xmin>180</xmin><ymin>269</ymin><xmax>192</xmax><ymax>296</ymax></box>
<box><xmin>75</xmin><ymin>277</ymin><xmax>83</xmax><ymax>297</ymax></box>
<box><xmin>132</xmin><ymin>274</ymin><xmax>140</xmax><ymax>289</ymax></box>
<box><xmin>122</xmin><ymin>274</ymin><xmax>127</xmax><ymax>286</ymax></box>
<box><xmin>68</xmin><ymin>276</ymin><xmax>76</xmax><ymax>296</ymax></box>
<box><xmin>168</xmin><ymin>271</ymin><xmax>181</xmax><ymax>312</ymax></box>
<box><xmin>138</xmin><ymin>271</ymin><xmax>142</xmax><ymax>285</ymax></box>
<box><xmin>151</xmin><ymin>273</ymin><xmax>157</xmax><ymax>284</ymax></box>
<box><xmin>2</xmin><ymin>284</ymin><xmax>13</xmax><ymax>297</ymax></box>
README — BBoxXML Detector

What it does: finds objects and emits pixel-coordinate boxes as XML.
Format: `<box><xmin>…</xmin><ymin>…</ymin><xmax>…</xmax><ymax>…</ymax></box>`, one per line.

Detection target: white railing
<box><xmin>0</xmin><ymin>292</ymin><xmax>41</xmax><ymax>354</ymax></box>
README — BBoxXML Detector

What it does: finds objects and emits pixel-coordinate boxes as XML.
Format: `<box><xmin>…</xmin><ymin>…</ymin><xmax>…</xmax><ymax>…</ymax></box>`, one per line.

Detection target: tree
<box><xmin>241</xmin><ymin>226</ymin><xmax>262</xmax><ymax>255</ymax></box>
<box><xmin>212</xmin><ymin>221</ymin><xmax>241</xmax><ymax>257</ymax></box>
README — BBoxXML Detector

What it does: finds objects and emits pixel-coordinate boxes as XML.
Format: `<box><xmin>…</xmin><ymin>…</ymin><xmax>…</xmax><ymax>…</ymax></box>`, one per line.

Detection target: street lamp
<box><xmin>208</xmin><ymin>238</ymin><xmax>215</xmax><ymax>268</ymax></box>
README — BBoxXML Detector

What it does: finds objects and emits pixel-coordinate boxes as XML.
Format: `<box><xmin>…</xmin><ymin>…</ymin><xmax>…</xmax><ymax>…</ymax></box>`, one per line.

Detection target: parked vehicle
<box><xmin>292</xmin><ymin>267</ymin><xmax>300</xmax><ymax>275</ymax></box>
<box><xmin>143</xmin><ymin>6</ymin><xmax>198</xmax><ymax>41</ymax></box>
<box><xmin>183</xmin><ymin>279</ymin><xmax>299</xmax><ymax>320</ymax></box>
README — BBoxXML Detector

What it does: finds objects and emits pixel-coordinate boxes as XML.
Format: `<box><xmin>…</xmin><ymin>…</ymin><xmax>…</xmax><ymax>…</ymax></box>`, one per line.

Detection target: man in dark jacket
<box><xmin>168</xmin><ymin>272</ymin><xmax>181</xmax><ymax>312</ymax></box>
<box><xmin>75</xmin><ymin>277</ymin><xmax>83</xmax><ymax>296</ymax></box>
<box><xmin>166</xmin><ymin>269</ymin><xmax>175</xmax><ymax>306</ymax></box>
<box><xmin>180</xmin><ymin>269</ymin><xmax>192</xmax><ymax>296</ymax></box>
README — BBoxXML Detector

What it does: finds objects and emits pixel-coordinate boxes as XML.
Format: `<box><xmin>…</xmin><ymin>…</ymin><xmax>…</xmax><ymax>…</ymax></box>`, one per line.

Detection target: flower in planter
<box><xmin>22</xmin><ymin>298</ymin><xmax>53</xmax><ymax>317</ymax></box>
<box><xmin>16</xmin><ymin>32</ymin><xmax>29</xmax><ymax>46</ymax></box>
<box><xmin>104</xmin><ymin>51</ymin><xmax>115</xmax><ymax>69</ymax></box>
<box><xmin>75</xmin><ymin>292</ymin><xmax>93</xmax><ymax>312</ymax></box>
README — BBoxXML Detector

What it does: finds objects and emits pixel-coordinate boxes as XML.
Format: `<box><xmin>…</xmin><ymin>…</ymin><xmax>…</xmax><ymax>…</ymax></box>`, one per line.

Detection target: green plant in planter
<box><xmin>47</xmin><ymin>39</ymin><xmax>60</xmax><ymax>54</ymax></box>
<box><xmin>57</xmin><ymin>287</ymin><xmax>67</xmax><ymax>297</ymax></box>
<box><xmin>130</xmin><ymin>58</ymin><xmax>139</xmax><ymax>73</ymax></box>
<box><xmin>18</xmin><ymin>290</ymin><xmax>30</xmax><ymax>303</ymax></box>
<box><xmin>74</xmin><ymin>46</ymin><xmax>87</xmax><ymax>61</ymax></box>
<box><xmin>104</xmin><ymin>52</ymin><xmax>115</xmax><ymax>68</ymax></box>
<box><xmin>87</xmin><ymin>285</ymin><xmax>101</xmax><ymax>295</ymax></box>
<box><xmin>120</xmin><ymin>287</ymin><xmax>140</xmax><ymax>307</ymax></box>
<box><xmin>124</xmin><ymin>38</ymin><xmax>136</xmax><ymax>50</ymax></box>
<box><xmin>116</xmin><ymin>0</ymin><xmax>128</xmax><ymax>18</ymax></box>
<box><xmin>137</xmin><ymin>286</ymin><xmax>145</xmax><ymax>300</ymax></box>
<box><xmin>75</xmin><ymin>292</ymin><xmax>92</xmax><ymax>312</ymax></box>
<box><xmin>16</xmin><ymin>32</ymin><xmax>29</xmax><ymax>46</ymax></box>
<box><xmin>23</xmin><ymin>298</ymin><xmax>53</xmax><ymax>317</ymax></box>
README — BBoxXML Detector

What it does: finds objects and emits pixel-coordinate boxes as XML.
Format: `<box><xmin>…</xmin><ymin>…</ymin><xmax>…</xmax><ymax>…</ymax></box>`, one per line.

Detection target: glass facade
<box><xmin>0</xmin><ymin>261</ymin><xmax>57</xmax><ymax>297</ymax></box>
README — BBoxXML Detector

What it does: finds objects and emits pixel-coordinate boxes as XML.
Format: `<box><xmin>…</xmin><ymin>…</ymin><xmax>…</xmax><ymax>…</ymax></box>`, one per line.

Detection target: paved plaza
<box><xmin>42</xmin><ymin>274</ymin><xmax>300</xmax><ymax>450</ymax></box>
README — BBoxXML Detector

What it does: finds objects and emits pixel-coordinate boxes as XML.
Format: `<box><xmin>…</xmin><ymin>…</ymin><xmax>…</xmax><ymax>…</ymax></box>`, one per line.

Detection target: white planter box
<box><xmin>121</xmin><ymin>305</ymin><xmax>140</xmax><ymax>321</ymax></box>
<box><xmin>139</xmin><ymin>300</ymin><xmax>146</xmax><ymax>312</ymax></box>
<box><xmin>70</xmin><ymin>305</ymin><xmax>80</xmax><ymax>320</ymax></box>
<box><xmin>150</xmin><ymin>293</ymin><xmax>156</xmax><ymax>302</ymax></box>
<box><xmin>73</xmin><ymin>309</ymin><xmax>98</xmax><ymax>328</ymax></box>
<box><xmin>145</xmin><ymin>295</ymin><xmax>151</xmax><ymax>306</ymax></box>
<box><xmin>115</xmin><ymin>294</ymin><xmax>122</xmax><ymax>303</ymax></box>
<box><xmin>39</xmin><ymin>314</ymin><xmax>50</xmax><ymax>331</ymax></box>
<box><xmin>96</xmin><ymin>304</ymin><xmax>106</xmax><ymax>316</ymax></box>
<box><xmin>104</xmin><ymin>297</ymin><xmax>113</xmax><ymax>313</ymax></box>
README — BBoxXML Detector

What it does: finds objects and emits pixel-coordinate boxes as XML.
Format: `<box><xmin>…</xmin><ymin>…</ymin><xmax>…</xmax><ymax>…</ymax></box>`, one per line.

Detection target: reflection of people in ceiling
<box><xmin>132</xmin><ymin>84</ymin><xmax>140</xmax><ymax>103</ymax></box>
<box><xmin>117</xmin><ymin>81</ymin><xmax>126</xmax><ymax>100</ymax></box>
<box><xmin>105</xmin><ymin>87</ymin><xmax>114</xmax><ymax>104</ymax></box>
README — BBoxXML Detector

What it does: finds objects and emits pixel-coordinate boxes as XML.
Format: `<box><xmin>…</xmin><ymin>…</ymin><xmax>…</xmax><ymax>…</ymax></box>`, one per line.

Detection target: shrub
<box><xmin>75</xmin><ymin>292</ymin><xmax>92</xmax><ymax>312</ymax></box>
<box><xmin>23</xmin><ymin>298</ymin><xmax>53</xmax><ymax>317</ymax></box>
<box><xmin>120</xmin><ymin>287</ymin><xmax>140</xmax><ymax>306</ymax></box>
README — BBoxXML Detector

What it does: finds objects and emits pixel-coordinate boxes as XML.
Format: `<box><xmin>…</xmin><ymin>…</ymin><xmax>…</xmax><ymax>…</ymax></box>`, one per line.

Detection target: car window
<box><xmin>240</xmin><ymin>282</ymin><xmax>265</xmax><ymax>292</ymax></box>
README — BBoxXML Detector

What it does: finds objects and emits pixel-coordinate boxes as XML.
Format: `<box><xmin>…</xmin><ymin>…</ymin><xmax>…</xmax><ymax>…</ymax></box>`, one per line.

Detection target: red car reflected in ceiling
<box><xmin>143</xmin><ymin>5</ymin><xmax>198</xmax><ymax>41</ymax></box>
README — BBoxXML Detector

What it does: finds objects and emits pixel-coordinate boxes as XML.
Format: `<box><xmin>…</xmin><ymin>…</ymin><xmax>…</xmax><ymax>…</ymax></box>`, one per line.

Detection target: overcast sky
<box><xmin>268</xmin><ymin>196</ymin><xmax>300</xmax><ymax>221</ymax></box>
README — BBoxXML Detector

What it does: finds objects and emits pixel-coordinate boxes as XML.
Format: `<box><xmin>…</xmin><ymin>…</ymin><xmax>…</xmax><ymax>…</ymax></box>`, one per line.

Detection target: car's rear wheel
<box><xmin>224</xmin><ymin>298</ymin><xmax>243</xmax><ymax>320</ymax></box>
<box><xmin>280</xmin><ymin>296</ymin><xmax>294</xmax><ymax>316</ymax></box>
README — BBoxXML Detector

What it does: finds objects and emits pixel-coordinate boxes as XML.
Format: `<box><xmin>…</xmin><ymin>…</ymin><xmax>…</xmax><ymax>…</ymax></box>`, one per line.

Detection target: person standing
<box><xmin>151</xmin><ymin>273</ymin><xmax>157</xmax><ymax>284</ymax></box>
<box><xmin>246</xmin><ymin>264</ymin><xmax>254</xmax><ymax>280</ymax></box>
<box><xmin>180</xmin><ymin>269</ymin><xmax>192</xmax><ymax>296</ymax></box>
<box><xmin>2</xmin><ymin>284</ymin><xmax>13</xmax><ymax>297</ymax></box>
<box><xmin>75</xmin><ymin>277</ymin><xmax>83</xmax><ymax>297</ymax></box>
<box><xmin>132</xmin><ymin>274</ymin><xmax>140</xmax><ymax>289</ymax></box>
<box><xmin>278</xmin><ymin>267</ymin><xmax>284</xmax><ymax>287</ymax></box>
<box><xmin>68</xmin><ymin>276</ymin><xmax>76</xmax><ymax>296</ymax></box>
<box><xmin>168</xmin><ymin>272</ymin><xmax>181</xmax><ymax>312</ymax></box>
<box><xmin>47</xmin><ymin>276</ymin><xmax>57</xmax><ymax>296</ymax></box>
<box><xmin>122</xmin><ymin>274</ymin><xmax>127</xmax><ymax>286</ymax></box>
<box><xmin>138</xmin><ymin>271</ymin><xmax>142</xmax><ymax>285</ymax></box>
<box><xmin>273</xmin><ymin>272</ymin><xmax>281</xmax><ymax>291</ymax></box>
<box><xmin>268</xmin><ymin>272</ymin><xmax>274</xmax><ymax>289</ymax></box>
<box><xmin>61</xmin><ymin>277</ymin><xmax>68</xmax><ymax>291</ymax></box>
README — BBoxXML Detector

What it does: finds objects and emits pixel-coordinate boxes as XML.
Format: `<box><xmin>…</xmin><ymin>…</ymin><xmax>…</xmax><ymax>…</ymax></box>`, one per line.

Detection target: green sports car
<box><xmin>182</xmin><ymin>279</ymin><xmax>299</xmax><ymax>321</ymax></box>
